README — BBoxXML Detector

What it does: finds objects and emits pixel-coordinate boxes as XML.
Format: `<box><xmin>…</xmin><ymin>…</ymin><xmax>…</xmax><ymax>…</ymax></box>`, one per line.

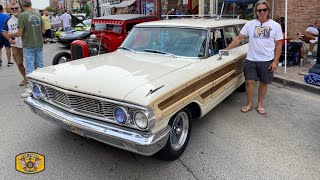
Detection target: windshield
<box><xmin>121</xmin><ymin>27</ymin><xmax>207</xmax><ymax>57</ymax></box>
<box><xmin>91</xmin><ymin>23</ymin><xmax>122</xmax><ymax>33</ymax></box>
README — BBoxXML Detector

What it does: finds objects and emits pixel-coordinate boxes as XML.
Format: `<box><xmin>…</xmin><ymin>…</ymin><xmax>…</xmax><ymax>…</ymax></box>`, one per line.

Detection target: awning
<box><xmin>101</xmin><ymin>0</ymin><xmax>136</xmax><ymax>9</ymax></box>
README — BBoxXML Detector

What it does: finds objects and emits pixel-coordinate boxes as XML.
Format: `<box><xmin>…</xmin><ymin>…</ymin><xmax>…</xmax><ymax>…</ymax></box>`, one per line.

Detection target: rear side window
<box><xmin>224</xmin><ymin>26</ymin><xmax>238</xmax><ymax>46</ymax></box>
<box><xmin>237</xmin><ymin>24</ymin><xmax>248</xmax><ymax>45</ymax></box>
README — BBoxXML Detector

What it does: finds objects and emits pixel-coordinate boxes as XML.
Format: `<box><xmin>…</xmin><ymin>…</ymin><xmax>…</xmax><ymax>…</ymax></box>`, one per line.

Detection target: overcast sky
<box><xmin>32</xmin><ymin>0</ymin><xmax>50</xmax><ymax>9</ymax></box>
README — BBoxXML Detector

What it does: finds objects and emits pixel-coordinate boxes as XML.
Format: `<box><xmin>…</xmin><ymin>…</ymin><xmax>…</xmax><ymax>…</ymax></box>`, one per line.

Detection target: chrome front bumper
<box><xmin>25</xmin><ymin>97</ymin><xmax>171</xmax><ymax>156</ymax></box>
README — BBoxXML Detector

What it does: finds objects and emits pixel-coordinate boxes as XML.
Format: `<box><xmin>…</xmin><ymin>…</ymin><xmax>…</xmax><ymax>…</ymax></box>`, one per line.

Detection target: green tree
<box><xmin>82</xmin><ymin>4</ymin><xmax>91</xmax><ymax>17</ymax></box>
<box><xmin>44</xmin><ymin>6</ymin><xmax>56</xmax><ymax>13</ymax></box>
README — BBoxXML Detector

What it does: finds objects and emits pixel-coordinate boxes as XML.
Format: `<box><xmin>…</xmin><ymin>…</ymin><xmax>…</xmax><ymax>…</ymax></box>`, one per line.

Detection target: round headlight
<box><xmin>32</xmin><ymin>84</ymin><xmax>41</xmax><ymax>99</ymax></box>
<box><xmin>113</xmin><ymin>107</ymin><xmax>129</xmax><ymax>125</ymax></box>
<box><xmin>134</xmin><ymin>111</ymin><xmax>148</xmax><ymax>129</ymax></box>
<box><xmin>25</xmin><ymin>81</ymin><xmax>33</xmax><ymax>95</ymax></box>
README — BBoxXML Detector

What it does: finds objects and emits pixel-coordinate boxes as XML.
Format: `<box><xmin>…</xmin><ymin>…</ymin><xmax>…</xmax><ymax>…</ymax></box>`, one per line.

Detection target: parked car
<box><xmin>54</xmin><ymin>14</ymin><xmax>86</xmax><ymax>39</ymax></box>
<box><xmin>56</xmin><ymin>19</ymin><xmax>92</xmax><ymax>47</ymax></box>
<box><xmin>52</xmin><ymin>14</ymin><xmax>159</xmax><ymax>65</ymax></box>
<box><xmin>24</xmin><ymin>18</ymin><xmax>248</xmax><ymax>160</ymax></box>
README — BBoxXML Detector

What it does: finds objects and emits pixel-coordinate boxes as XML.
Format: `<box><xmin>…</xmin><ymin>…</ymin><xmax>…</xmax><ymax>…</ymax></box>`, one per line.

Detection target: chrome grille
<box><xmin>45</xmin><ymin>86</ymin><xmax>70</xmax><ymax>107</ymax></box>
<box><xmin>102</xmin><ymin>102</ymin><xmax>117</xmax><ymax>117</ymax></box>
<box><xmin>68</xmin><ymin>95</ymin><xmax>104</xmax><ymax>117</ymax></box>
<box><xmin>43</xmin><ymin>86</ymin><xmax>124</xmax><ymax>121</ymax></box>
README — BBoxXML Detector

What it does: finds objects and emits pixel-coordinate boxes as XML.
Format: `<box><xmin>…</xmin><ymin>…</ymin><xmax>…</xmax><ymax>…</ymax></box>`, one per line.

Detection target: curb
<box><xmin>273</xmin><ymin>75</ymin><xmax>320</xmax><ymax>95</ymax></box>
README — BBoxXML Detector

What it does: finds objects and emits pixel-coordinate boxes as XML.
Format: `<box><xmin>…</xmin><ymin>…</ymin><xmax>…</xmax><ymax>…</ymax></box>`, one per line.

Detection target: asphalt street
<box><xmin>0</xmin><ymin>43</ymin><xmax>319</xmax><ymax>180</ymax></box>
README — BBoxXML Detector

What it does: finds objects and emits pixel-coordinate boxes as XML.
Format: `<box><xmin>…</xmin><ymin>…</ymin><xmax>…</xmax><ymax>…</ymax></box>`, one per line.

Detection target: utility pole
<box><xmin>96</xmin><ymin>0</ymin><xmax>100</xmax><ymax>17</ymax></box>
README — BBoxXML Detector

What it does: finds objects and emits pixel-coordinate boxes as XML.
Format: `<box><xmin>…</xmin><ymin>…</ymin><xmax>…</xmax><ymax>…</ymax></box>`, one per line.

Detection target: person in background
<box><xmin>50</xmin><ymin>13</ymin><xmax>61</xmax><ymax>29</ymax></box>
<box><xmin>0</xmin><ymin>5</ymin><xmax>13</xmax><ymax>67</ymax></box>
<box><xmin>2</xmin><ymin>2</ymin><xmax>26</xmax><ymax>86</ymax></box>
<box><xmin>42</xmin><ymin>11</ymin><xmax>52</xmax><ymax>43</ymax></box>
<box><xmin>148</xmin><ymin>10</ymin><xmax>153</xmax><ymax>16</ymax></box>
<box><xmin>303</xmin><ymin>19</ymin><xmax>320</xmax><ymax>59</ymax></box>
<box><xmin>9</xmin><ymin>0</ymin><xmax>44</xmax><ymax>73</ymax></box>
<box><xmin>225</xmin><ymin>0</ymin><xmax>282</xmax><ymax>115</ymax></box>
<box><xmin>60</xmin><ymin>9</ymin><xmax>71</xmax><ymax>31</ymax></box>
<box><xmin>276</xmin><ymin>16</ymin><xmax>307</xmax><ymax>65</ymax></box>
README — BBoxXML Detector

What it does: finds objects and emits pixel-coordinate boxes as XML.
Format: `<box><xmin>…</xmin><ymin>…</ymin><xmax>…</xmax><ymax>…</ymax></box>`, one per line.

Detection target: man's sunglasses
<box><xmin>257</xmin><ymin>8</ymin><xmax>268</xmax><ymax>12</ymax></box>
<box><xmin>11</xmin><ymin>7</ymin><xmax>19</xmax><ymax>10</ymax></box>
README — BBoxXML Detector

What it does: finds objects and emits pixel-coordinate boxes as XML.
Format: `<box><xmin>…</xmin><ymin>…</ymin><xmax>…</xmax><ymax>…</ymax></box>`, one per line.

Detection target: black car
<box><xmin>56</xmin><ymin>16</ymin><xmax>91</xmax><ymax>46</ymax></box>
<box><xmin>57</xmin><ymin>30</ymin><xmax>91</xmax><ymax>46</ymax></box>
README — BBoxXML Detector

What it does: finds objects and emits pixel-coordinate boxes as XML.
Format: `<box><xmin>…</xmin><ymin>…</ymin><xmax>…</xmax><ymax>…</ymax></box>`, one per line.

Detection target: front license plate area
<box><xmin>64</xmin><ymin>124</ymin><xmax>85</xmax><ymax>137</ymax></box>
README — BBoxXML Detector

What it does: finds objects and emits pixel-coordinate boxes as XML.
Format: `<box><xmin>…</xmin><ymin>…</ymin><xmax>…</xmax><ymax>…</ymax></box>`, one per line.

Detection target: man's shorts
<box><xmin>0</xmin><ymin>34</ymin><xmax>11</xmax><ymax>48</ymax></box>
<box><xmin>12</xmin><ymin>47</ymin><xmax>23</xmax><ymax>66</ymax></box>
<box><xmin>244</xmin><ymin>60</ymin><xmax>274</xmax><ymax>84</ymax></box>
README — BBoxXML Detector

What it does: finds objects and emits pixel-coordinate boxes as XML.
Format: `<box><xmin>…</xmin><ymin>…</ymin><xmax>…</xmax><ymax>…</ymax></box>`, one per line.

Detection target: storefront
<box><xmin>101</xmin><ymin>0</ymin><xmax>257</xmax><ymax>19</ymax></box>
<box><xmin>137</xmin><ymin>0</ymin><xmax>254</xmax><ymax>18</ymax></box>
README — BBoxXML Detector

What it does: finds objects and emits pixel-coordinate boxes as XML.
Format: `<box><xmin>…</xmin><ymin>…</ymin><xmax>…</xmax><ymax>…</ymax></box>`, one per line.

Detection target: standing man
<box><xmin>0</xmin><ymin>5</ymin><xmax>13</xmax><ymax>67</ymax></box>
<box><xmin>9</xmin><ymin>0</ymin><xmax>44</xmax><ymax>75</ymax></box>
<box><xmin>60</xmin><ymin>9</ymin><xmax>71</xmax><ymax>31</ymax></box>
<box><xmin>2</xmin><ymin>2</ymin><xmax>26</xmax><ymax>86</ymax></box>
<box><xmin>225</xmin><ymin>0</ymin><xmax>282</xmax><ymax>115</ymax></box>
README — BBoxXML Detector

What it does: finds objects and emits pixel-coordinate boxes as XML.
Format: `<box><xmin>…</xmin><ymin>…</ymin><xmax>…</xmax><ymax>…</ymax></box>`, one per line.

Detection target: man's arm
<box><xmin>2</xmin><ymin>31</ymin><xmax>15</xmax><ymax>44</ymax></box>
<box><xmin>9</xmin><ymin>27</ymin><xmax>23</xmax><ymax>37</ymax></box>
<box><xmin>269</xmin><ymin>39</ymin><xmax>282</xmax><ymax>72</ymax></box>
<box><xmin>303</xmin><ymin>31</ymin><xmax>316</xmax><ymax>40</ymax></box>
<box><xmin>225</xmin><ymin>33</ymin><xmax>246</xmax><ymax>50</ymax></box>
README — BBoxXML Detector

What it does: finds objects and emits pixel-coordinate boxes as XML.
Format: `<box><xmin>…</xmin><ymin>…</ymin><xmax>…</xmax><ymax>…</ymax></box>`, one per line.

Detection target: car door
<box><xmin>201</xmin><ymin>26</ymin><xmax>245</xmax><ymax>110</ymax></box>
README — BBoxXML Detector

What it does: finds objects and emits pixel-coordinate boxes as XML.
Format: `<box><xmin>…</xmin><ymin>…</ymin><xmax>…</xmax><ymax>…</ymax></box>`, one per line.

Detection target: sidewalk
<box><xmin>273</xmin><ymin>58</ymin><xmax>320</xmax><ymax>94</ymax></box>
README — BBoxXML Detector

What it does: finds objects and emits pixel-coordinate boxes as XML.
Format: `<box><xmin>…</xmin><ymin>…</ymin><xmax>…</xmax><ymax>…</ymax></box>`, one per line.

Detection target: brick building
<box><xmin>270</xmin><ymin>0</ymin><xmax>320</xmax><ymax>39</ymax></box>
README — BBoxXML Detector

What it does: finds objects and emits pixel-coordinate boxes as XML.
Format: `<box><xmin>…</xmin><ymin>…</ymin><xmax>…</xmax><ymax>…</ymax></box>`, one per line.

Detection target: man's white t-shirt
<box><xmin>3</xmin><ymin>15</ymin><xmax>22</xmax><ymax>48</ymax></box>
<box><xmin>305</xmin><ymin>26</ymin><xmax>319</xmax><ymax>43</ymax></box>
<box><xmin>60</xmin><ymin>13</ymin><xmax>71</xmax><ymax>28</ymax></box>
<box><xmin>240</xmin><ymin>19</ymin><xmax>283</xmax><ymax>62</ymax></box>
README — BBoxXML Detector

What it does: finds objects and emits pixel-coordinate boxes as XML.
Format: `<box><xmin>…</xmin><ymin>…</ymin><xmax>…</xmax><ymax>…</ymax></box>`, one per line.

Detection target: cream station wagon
<box><xmin>24</xmin><ymin>18</ymin><xmax>248</xmax><ymax>160</ymax></box>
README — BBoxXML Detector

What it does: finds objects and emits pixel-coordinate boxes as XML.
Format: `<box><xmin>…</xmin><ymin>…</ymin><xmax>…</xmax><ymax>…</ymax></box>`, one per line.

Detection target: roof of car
<box><xmin>135</xmin><ymin>18</ymin><xmax>248</xmax><ymax>28</ymax></box>
<box><xmin>93</xmin><ymin>14</ymin><xmax>158</xmax><ymax>21</ymax></box>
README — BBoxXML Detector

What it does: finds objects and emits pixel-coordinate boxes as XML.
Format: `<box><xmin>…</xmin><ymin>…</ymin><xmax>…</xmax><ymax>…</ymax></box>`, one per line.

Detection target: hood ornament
<box><xmin>146</xmin><ymin>85</ymin><xmax>165</xmax><ymax>97</ymax></box>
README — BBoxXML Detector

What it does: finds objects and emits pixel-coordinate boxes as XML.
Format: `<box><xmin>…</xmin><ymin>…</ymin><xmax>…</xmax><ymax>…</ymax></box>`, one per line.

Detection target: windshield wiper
<box><xmin>118</xmin><ymin>46</ymin><xmax>134</xmax><ymax>52</ymax></box>
<box><xmin>144</xmin><ymin>49</ymin><xmax>175</xmax><ymax>57</ymax></box>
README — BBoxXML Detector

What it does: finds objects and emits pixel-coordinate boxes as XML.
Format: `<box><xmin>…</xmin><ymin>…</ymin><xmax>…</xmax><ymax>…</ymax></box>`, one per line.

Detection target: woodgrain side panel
<box><xmin>158</xmin><ymin>58</ymin><xmax>245</xmax><ymax>111</ymax></box>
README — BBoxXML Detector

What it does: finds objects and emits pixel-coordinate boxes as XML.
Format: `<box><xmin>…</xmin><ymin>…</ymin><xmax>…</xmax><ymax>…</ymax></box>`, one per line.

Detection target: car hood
<box><xmin>28</xmin><ymin>51</ymin><xmax>194</xmax><ymax>101</ymax></box>
<box><xmin>60</xmin><ymin>30</ymin><xmax>91</xmax><ymax>39</ymax></box>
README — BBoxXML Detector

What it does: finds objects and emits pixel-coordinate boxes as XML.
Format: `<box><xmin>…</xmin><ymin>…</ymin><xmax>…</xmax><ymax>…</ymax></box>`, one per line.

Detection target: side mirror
<box><xmin>218</xmin><ymin>50</ymin><xmax>229</xmax><ymax>60</ymax></box>
<box><xmin>219</xmin><ymin>50</ymin><xmax>229</xmax><ymax>56</ymax></box>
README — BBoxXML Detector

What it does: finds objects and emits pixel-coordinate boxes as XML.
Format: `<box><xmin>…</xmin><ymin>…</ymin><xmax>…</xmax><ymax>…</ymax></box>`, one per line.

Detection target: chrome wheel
<box><xmin>58</xmin><ymin>56</ymin><xmax>68</xmax><ymax>64</ymax></box>
<box><xmin>170</xmin><ymin>111</ymin><xmax>189</xmax><ymax>151</ymax></box>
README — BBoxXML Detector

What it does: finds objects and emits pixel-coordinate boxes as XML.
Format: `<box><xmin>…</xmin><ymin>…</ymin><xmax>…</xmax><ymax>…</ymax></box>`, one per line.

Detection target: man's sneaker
<box><xmin>21</xmin><ymin>93</ymin><xmax>30</xmax><ymax>98</ymax></box>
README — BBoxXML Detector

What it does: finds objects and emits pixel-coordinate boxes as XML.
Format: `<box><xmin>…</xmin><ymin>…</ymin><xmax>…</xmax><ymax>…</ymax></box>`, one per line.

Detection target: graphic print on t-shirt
<box><xmin>28</xmin><ymin>14</ymin><xmax>41</xmax><ymax>27</ymax></box>
<box><xmin>253</xmin><ymin>26</ymin><xmax>272</xmax><ymax>39</ymax></box>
